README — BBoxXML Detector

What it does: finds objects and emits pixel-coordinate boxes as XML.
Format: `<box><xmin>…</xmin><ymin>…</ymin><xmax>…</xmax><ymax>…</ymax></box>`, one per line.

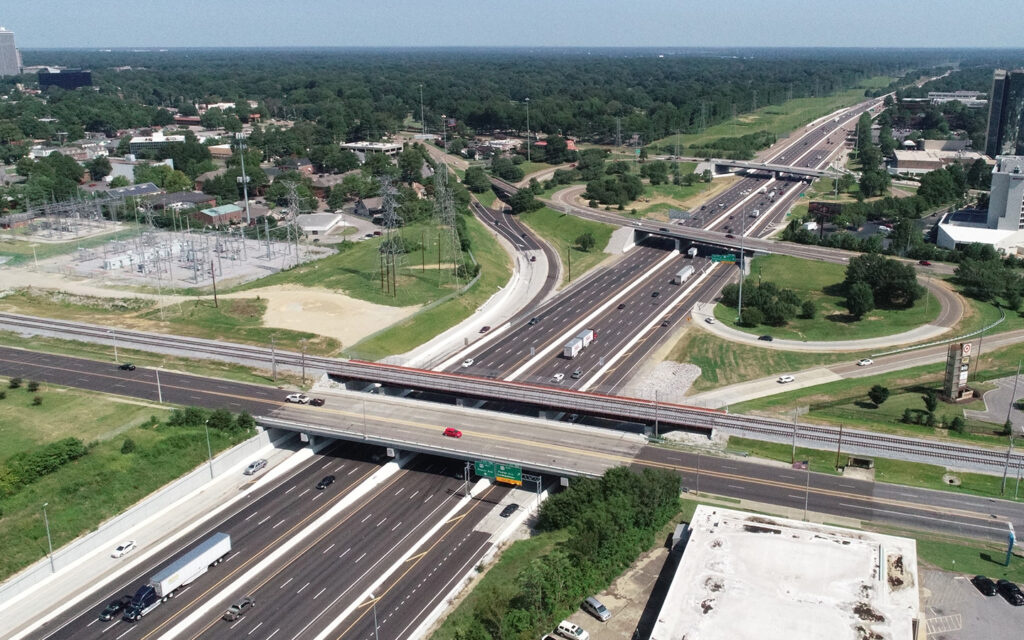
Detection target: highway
<box><xmin>29</xmin><ymin>441</ymin><xmax>385</xmax><ymax>640</ymax></box>
<box><xmin>1</xmin><ymin>345</ymin><xmax>1021</xmax><ymax>547</ymax></box>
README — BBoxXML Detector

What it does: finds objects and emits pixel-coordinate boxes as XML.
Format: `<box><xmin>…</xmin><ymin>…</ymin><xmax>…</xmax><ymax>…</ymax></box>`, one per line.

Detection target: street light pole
<box><xmin>42</xmin><ymin>502</ymin><xmax>55</xmax><ymax>573</ymax></box>
<box><xmin>203</xmin><ymin>420</ymin><xmax>214</xmax><ymax>479</ymax></box>
<box><xmin>108</xmin><ymin>330</ymin><xmax>118</xmax><ymax>363</ymax></box>
<box><xmin>441</xmin><ymin>115</ymin><xmax>447</xmax><ymax>152</ymax></box>
<box><xmin>370</xmin><ymin>593</ymin><xmax>380</xmax><ymax>640</ymax></box>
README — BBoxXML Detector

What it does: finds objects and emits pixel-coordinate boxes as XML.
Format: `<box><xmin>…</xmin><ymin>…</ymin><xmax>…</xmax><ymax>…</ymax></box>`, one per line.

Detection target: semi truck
<box><xmin>563</xmin><ymin>329</ymin><xmax>597</xmax><ymax>359</ymax></box>
<box><xmin>686</xmin><ymin>246</ymin><xmax>698</xmax><ymax>259</ymax></box>
<box><xmin>673</xmin><ymin>265</ymin><xmax>695</xmax><ymax>285</ymax></box>
<box><xmin>123</xmin><ymin>533</ymin><xmax>232</xmax><ymax>622</ymax></box>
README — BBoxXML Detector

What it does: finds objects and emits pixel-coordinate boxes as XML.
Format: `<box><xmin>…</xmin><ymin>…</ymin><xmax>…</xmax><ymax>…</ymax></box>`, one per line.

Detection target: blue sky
<box><xmin>4</xmin><ymin>0</ymin><xmax>1023</xmax><ymax>48</ymax></box>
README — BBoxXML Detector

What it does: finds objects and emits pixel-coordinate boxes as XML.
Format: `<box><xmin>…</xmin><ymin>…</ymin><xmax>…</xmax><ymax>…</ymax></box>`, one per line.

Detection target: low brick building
<box><xmin>195</xmin><ymin>204</ymin><xmax>243</xmax><ymax>226</ymax></box>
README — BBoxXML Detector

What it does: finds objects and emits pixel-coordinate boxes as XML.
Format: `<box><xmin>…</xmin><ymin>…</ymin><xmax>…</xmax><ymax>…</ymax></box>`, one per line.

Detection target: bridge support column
<box><xmin>539</xmin><ymin>409</ymin><xmax>567</xmax><ymax>421</ymax></box>
<box><xmin>456</xmin><ymin>397</ymin><xmax>486</xmax><ymax>409</ymax></box>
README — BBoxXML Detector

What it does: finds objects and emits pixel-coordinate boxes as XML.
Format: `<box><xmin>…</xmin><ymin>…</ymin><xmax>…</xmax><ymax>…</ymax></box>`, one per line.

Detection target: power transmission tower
<box><xmin>433</xmin><ymin>165</ymin><xmax>463</xmax><ymax>287</ymax></box>
<box><xmin>615</xmin><ymin>117</ymin><xmax>622</xmax><ymax>148</ymax></box>
<box><xmin>379</xmin><ymin>176</ymin><xmax>405</xmax><ymax>296</ymax></box>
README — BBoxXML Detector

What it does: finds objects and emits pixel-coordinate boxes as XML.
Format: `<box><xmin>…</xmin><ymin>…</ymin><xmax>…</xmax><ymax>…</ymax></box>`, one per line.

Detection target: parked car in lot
<box><xmin>499</xmin><ymin>503</ymin><xmax>519</xmax><ymax>518</ymax></box>
<box><xmin>316</xmin><ymin>475</ymin><xmax>335</xmax><ymax>490</ymax></box>
<box><xmin>111</xmin><ymin>540</ymin><xmax>136</xmax><ymax>558</ymax></box>
<box><xmin>462</xmin><ymin>358</ymin><xmax>474</xmax><ymax>368</ymax></box>
<box><xmin>285</xmin><ymin>393</ymin><xmax>310</xmax><ymax>404</ymax></box>
<box><xmin>223</xmin><ymin>596</ymin><xmax>256</xmax><ymax>621</ymax></box>
<box><xmin>443</xmin><ymin>427</ymin><xmax>463</xmax><ymax>438</ymax></box>
<box><xmin>777</xmin><ymin>375</ymin><xmax>795</xmax><ymax>384</ymax></box>
<box><xmin>997</xmin><ymin>579</ymin><xmax>1024</xmax><ymax>605</ymax></box>
<box><xmin>556</xmin><ymin>620</ymin><xmax>590</xmax><ymax>640</ymax></box>
<box><xmin>857</xmin><ymin>358</ymin><xmax>874</xmax><ymax>366</ymax></box>
<box><xmin>582</xmin><ymin>596</ymin><xmax>612</xmax><ymax>621</ymax></box>
<box><xmin>971</xmin><ymin>575</ymin><xmax>998</xmax><ymax>596</ymax></box>
<box><xmin>119</xmin><ymin>363</ymin><xmax>136</xmax><ymax>371</ymax></box>
<box><xmin>243</xmin><ymin>459</ymin><xmax>267</xmax><ymax>475</ymax></box>
<box><xmin>99</xmin><ymin>595</ymin><xmax>133</xmax><ymax>621</ymax></box>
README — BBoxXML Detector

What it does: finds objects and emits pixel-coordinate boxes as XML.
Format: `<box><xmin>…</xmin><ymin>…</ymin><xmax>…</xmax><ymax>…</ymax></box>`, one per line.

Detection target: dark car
<box><xmin>479</xmin><ymin>326</ymin><xmax>491</xmax><ymax>333</ymax></box>
<box><xmin>119</xmin><ymin>363</ymin><xmax>136</xmax><ymax>371</ymax></box>
<box><xmin>659</xmin><ymin>227</ymin><xmax>668</xmax><ymax>232</ymax></box>
<box><xmin>997</xmin><ymin>579</ymin><xmax>1024</xmax><ymax>605</ymax></box>
<box><xmin>651</xmin><ymin>291</ymin><xmax>660</xmax><ymax>298</ymax></box>
<box><xmin>661</xmin><ymin>319</ymin><xmax>670</xmax><ymax>327</ymax></box>
<box><xmin>724</xmin><ymin>234</ymin><xmax>735</xmax><ymax>239</ymax></box>
<box><xmin>309</xmin><ymin>398</ymin><xmax>326</xmax><ymax>407</ymax></box>
<box><xmin>617</xmin><ymin>303</ymin><xmax>626</xmax><ymax>310</ymax></box>
<box><xmin>971</xmin><ymin>575</ymin><xmax>998</xmax><ymax>596</ymax></box>
<box><xmin>528</xmin><ymin>317</ymin><xmax>539</xmax><ymax>326</ymax></box>
<box><xmin>758</xmin><ymin>334</ymin><xmax>773</xmax><ymax>342</ymax></box>
<box><xmin>316</xmin><ymin>475</ymin><xmax>335</xmax><ymax>490</ymax></box>
<box><xmin>99</xmin><ymin>595</ymin><xmax>132</xmax><ymax>621</ymax></box>
<box><xmin>499</xmin><ymin>503</ymin><xmax>520</xmax><ymax>518</ymax></box>
<box><xmin>918</xmin><ymin>260</ymin><xmax>932</xmax><ymax>266</ymax></box>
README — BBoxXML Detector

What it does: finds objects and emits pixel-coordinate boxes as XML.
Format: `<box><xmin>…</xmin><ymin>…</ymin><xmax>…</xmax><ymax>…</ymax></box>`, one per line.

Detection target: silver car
<box><xmin>582</xmin><ymin>596</ymin><xmax>611</xmax><ymax>621</ymax></box>
<box><xmin>244</xmin><ymin>459</ymin><xmax>267</xmax><ymax>475</ymax></box>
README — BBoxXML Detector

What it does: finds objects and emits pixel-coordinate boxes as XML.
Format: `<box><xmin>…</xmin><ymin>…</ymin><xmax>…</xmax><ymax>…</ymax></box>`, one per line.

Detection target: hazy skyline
<box><xmin>4</xmin><ymin>0</ymin><xmax>1024</xmax><ymax>49</ymax></box>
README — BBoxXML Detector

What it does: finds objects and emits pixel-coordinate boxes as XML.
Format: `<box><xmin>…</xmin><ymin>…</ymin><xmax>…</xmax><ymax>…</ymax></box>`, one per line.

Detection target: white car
<box><xmin>462</xmin><ymin>358</ymin><xmax>474</xmax><ymax>368</ymax></box>
<box><xmin>552</xmin><ymin>373</ymin><xmax>565</xmax><ymax>383</ymax></box>
<box><xmin>285</xmin><ymin>393</ymin><xmax>310</xmax><ymax>404</ymax></box>
<box><xmin>704</xmin><ymin>317</ymin><xmax>716</xmax><ymax>324</ymax></box>
<box><xmin>244</xmin><ymin>459</ymin><xmax>268</xmax><ymax>475</ymax></box>
<box><xmin>632</xmin><ymin>221</ymin><xmax>641</xmax><ymax>227</ymax></box>
<box><xmin>112</xmin><ymin>541</ymin><xmax>136</xmax><ymax>558</ymax></box>
<box><xmin>777</xmin><ymin>375</ymin><xmax>795</xmax><ymax>384</ymax></box>
<box><xmin>857</xmin><ymin>358</ymin><xmax>874</xmax><ymax>367</ymax></box>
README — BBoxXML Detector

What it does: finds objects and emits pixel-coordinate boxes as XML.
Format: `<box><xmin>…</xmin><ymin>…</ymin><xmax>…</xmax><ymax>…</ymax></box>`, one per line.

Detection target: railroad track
<box><xmin>2</xmin><ymin>312</ymin><xmax>1021</xmax><ymax>473</ymax></box>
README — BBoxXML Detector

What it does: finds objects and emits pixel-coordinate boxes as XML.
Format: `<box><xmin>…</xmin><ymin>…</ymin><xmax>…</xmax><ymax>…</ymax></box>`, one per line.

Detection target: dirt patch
<box><xmin>222</xmin><ymin>285</ymin><xmax>420</xmax><ymax>348</ymax></box>
<box><xmin>886</xmin><ymin>553</ymin><xmax>913</xmax><ymax>591</ymax></box>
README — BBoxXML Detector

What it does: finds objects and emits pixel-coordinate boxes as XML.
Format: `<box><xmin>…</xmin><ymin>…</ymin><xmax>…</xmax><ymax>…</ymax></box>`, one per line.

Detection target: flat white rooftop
<box><xmin>650</xmin><ymin>506</ymin><xmax>919</xmax><ymax>640</ymax></box>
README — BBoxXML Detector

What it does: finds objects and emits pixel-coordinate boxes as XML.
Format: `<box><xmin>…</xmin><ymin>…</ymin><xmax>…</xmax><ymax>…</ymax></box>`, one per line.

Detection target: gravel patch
<box><xmin>619</xmin><ymin>360</ymin><xmax>702</xmax><ymax>405</ymax></box>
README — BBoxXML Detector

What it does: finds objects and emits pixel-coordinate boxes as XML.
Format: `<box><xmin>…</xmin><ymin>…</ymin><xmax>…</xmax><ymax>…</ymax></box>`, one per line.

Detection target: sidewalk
<box><xmin>0</xmin><ymin>438</ymin><xmax>307</xmax><ymax>640</ymax></box>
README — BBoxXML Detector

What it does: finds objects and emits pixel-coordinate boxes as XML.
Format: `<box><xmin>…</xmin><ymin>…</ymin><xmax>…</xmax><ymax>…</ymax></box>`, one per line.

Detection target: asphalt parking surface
<box><xmin>921</xmin><ymin>568</ymin><xmax>1024</xmax><ymax>639</ymax></box>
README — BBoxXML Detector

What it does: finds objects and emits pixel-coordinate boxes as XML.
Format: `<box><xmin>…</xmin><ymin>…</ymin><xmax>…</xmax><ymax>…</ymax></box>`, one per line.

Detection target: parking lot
<box><xmin>921</xmin><ymin>569</ymin><xmax>1024</xmax><ymax>639</ymax></box>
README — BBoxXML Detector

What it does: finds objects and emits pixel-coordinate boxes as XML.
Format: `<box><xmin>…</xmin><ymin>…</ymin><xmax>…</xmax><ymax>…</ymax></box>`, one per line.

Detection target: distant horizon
<box><xmin>15</xmin><ymin>45</ymin><xmax>1024</xmax><ymax>52</ymax></box>
<box><xmin>4</xmin><ymin>1</ymin><xmax>1024</xmax><ymax>49</ymax></box>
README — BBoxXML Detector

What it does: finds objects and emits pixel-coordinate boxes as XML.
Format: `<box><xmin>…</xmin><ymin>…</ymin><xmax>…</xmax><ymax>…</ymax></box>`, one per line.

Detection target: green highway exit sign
<box><xmin>474</xmin><ymin>460</ymin><xmax>523</xmax><ymax>486</ymax></box>
<box><xmin>711</xmin><ymin>254</ymin><xmax>737</xmax><ymax>263</ymax></box>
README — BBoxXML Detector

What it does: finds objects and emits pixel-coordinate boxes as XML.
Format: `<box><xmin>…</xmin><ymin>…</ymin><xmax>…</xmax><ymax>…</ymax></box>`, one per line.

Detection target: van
<box><xmin>556</xmin><ymin>620</ymin><xmax>590</xmax><ymax>640</ymax></box>
<box><xmin>570</xmin><ymin>368</ymin><xmax>583</xmax><ymax>379</ymax></box>
<box><xmin>582</xmin><ymin>597</ymin><xmax>612</xmax><ymax>621</ymax></box>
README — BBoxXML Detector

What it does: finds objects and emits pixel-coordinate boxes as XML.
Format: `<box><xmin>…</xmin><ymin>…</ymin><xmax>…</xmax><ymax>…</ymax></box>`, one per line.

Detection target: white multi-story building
<box><xmin>937</xmin><ymin>155</ymin><xmax>1024</xmax><ymax>252</ymax></box>
<box><xmin>128</xmin><ymin>131</ymin><xmax>186</xmax><ymax>155</ymax></box>
<box><xmin>0</xmin><ymin>27</ymin><xmax>22</xmax><ymax>77</ymax></box>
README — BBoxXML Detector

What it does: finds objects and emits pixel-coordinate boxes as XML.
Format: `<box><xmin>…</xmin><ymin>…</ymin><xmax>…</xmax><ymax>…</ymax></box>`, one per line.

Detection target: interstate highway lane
<box><xmin>30</xmin><ymin>442</ymin><xmax>386</xmax><ymax>640</ymax></box>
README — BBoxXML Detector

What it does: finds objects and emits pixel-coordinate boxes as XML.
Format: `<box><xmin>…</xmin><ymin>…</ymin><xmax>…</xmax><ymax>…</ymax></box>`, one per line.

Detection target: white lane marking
<box><xmin>376</xmin><ymin>517</ymin><xmax>387</xmax><ymax>528</ymax></box>
<box><xmin>727</xmin><ymin>484</ymin><xmax>746</xmax><ymax>491</ymax></box>
<box><xmin>339</xmin><ymin>547</ymin><xmax>350</xmax><ymax>559</ymax></box>
<box><xmin>313</xmin><ymin>587</ymin><xmax>327</xmax><ymax>600</ymax></box>
<box><xmin>273</xmin><ymin>519</ymin><xmax>286</xmax><ymax>529</ymax></box>
<box><xmin>323</xmin><ymin>543</ymin><xmax>335</xmax><ymax>554</ymax></box>
<box><xmin>361</xmin><ymin>513</ymin><xmax>372</xmax><ymax>523</ymax></box>
<box><xmin>279</xmin><ymin>577</ymin><xmax>293</xmax><ymax>589</ymax></box>
<box><xmin>265</xmin><ymin>628</ymin><xmax>281</xmax><ymax>640</ymax></box>
<box><xmin>391</xmin><ymin>521</ymin><xmax>402</xmax><ymax>532</ymax></box>
<box><xmin>115</xmin><ymin>626</ymin><xmax>136</xmax><ymax>639</ymax></box>
<box><xmin>245</xmin><ymin>512</ymin><xmax>258</xmax><ymax>521</ymax></box>
<box><xmin>285</xmin><ymin>486</ymin><xmax>296</xmax><ymax>494</ymax></box>
<box><xmin>248</xmin><ymin>621</ymin><xmax>263</xmax><ymax>635</ymax></box>
<box><xmin>298</xmin><ymin>488</ymin><xmax>310</xmax><ymax>498</ymax></box>
<box><xmin>296</xmin><ymin>582</ymin><xmax>310</xmax><ymax>594</ymax></box>
<box><xmin>355</xmin><ymin>552</ymin><xmax>367</xmax><ymax>563</ymax></box>
<box><xmin>257</xmin><ymin>516</ymin><xmax>271</xmax><ymax>526</ymax></box>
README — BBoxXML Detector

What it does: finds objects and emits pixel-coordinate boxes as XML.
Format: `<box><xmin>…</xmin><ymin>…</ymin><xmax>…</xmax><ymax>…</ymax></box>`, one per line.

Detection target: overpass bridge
<box><xmin>710</xmin><ymin>158</ymin><xmax>830</xmax><ymax>178</ymax></box>
<box><xmin>489</xmin><ymin>176</ymin><xmax>519</xmax><ymax>196</ymax></box>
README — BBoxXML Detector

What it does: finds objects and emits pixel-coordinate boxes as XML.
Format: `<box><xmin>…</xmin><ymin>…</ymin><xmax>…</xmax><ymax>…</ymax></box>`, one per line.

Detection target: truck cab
<box><xmin>123</xmin><ymin>586</ymin><xmax>159</xmax><ymax>622</ymax></box>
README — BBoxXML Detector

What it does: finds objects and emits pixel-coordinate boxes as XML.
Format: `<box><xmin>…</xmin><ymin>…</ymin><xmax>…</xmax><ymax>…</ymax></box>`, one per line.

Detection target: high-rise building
<box><xmin>985</xmin><ymin>69</ymin><xmax>1024</xmax><ymax>158</ymax></box>
<box><xmin>987</xmin><ymin>155</ymin><xmax>1024</xmax><ymax>231</ymax></box>
<box><xmin>0</xmin><ymin>27</ymin><xmax>21</xmax><ymax>77</ymax></box>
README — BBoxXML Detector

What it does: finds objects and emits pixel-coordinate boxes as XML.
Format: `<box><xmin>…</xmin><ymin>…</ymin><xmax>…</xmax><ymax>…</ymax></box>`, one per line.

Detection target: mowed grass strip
<box><xmin>518</xmin><ymin>206</ymin><xmax>614</xmax><ymax>284</ymax></box>
<box><xmin>713</xmin><ymin>254</ymin><xmax>940</xmax><ymax>341</ymax></box>
<box><xmin>653</xmin><ymin>76</ymin><xmax>893</xmax><ymax>152</ymax></box>
<box><xmin>344</xmin><ymin>214</ymin><xmax>511</xmax><ymax>360</ymax></box>
<box><xmin>668</xmin><ymin>329</ymin><xmax>852</xmax><ymax>392</ymax></box>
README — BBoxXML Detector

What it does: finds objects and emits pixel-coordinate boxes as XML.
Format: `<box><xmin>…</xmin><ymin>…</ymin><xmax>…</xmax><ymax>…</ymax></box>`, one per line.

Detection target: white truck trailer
<box><xmin>123</xmin><ymin>533</ymin><xmax>232</xmax><ymax>622</ymax></box>
<box><xmin>673</xmin><ymin>265</ymin><xmax>696</xmax><ymax>285</ymax></box>
<box><xmin>563</xmin><ymin>329</ymin><xmax>597</xmax><ymax>359</ymax></box>
<box><xmin>686</xmin><ymin>246</ymin><xmax>698</xmax><ymax>259</ymax></box>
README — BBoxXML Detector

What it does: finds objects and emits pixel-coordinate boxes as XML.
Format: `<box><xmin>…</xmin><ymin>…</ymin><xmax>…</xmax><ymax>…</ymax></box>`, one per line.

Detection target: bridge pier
<box><xmin>456</xmin><ymin>397</ymin><xmax>486</xmax><ymax>409</ymax></box>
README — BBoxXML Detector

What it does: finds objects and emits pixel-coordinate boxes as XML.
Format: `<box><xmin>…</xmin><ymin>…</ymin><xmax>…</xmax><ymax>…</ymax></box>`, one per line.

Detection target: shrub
<box><xmin>868</xmin><ymin>385</ymin><xmax>890</xmax><ymax>407</ymax></box>
<box><xmin>949</xmin><ymin>416</ymin><xmax>966</xmax><ymax>434</ymax></box>
<box><xmin>121</xmin><ymin>438</ymin><xmax>137</xmax><ymax>454</ymax></box>
<box><xmin>0</xmin><ymin>390</ymin><xmax>5</xmax><ymax>400</ymax></box>
<box><xmin>31</xmin><ymin>396</ymin><xmax>42</xmax><ymax>406</ymax></box>
<box><xmin>8</xmin><ymin>377</ymin><xmax>22</xmax><ymax>389</ymax></box>
<box><xmin>26</xmin><ymin>381</ymin><xmax>40</xmax><ymax>393</ymax></box>
<box><xmin>901</xmin><ymin>408</ymin><xmax>914</xmax><ymax>424</ymax></box>
<box><xmin>1</xmin><ymin>437</ymin><xmax>88</xmax><ymax>496</ymax></box>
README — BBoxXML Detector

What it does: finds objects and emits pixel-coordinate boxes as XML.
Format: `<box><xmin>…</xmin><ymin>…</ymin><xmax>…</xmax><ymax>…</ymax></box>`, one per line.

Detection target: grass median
<box><xmin>518</xmin><ymin>206</ymin><xmax>614</xmax><ymax>285</ymax></box>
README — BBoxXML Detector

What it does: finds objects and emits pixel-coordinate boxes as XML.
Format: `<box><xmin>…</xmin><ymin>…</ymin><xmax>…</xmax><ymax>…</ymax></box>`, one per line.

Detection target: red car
<box><xmin>443</xmin><ymin>427</ymin><xmax>462</xmax><ymax>438</ymax></box>
<box><xmin>918</xmin><ymin>260</ymin><xmax>932</xmax><ymax>266</ymax></box>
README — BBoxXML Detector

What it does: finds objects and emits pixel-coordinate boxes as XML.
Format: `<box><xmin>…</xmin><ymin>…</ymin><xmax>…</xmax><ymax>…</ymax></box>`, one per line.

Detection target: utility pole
<box><xmin>419</xmin><ymin>83</ymin><xmax>425</xmax><ymax>135</ymax></box>
<box><xmin>210</xmin><ymin>260</ymin><xmax>218</xmax><ymax>308</ymax></box>
<box><xmin>1001</xmin><ymin>361</ymin><xmax>1021</xmax><ymax>494</ymax></box>
<box><xmin>270</xmin><ymin>336</ymin><xmax>277</xmax><ymax>382</ymax></box>
<box><xmin>736</xmin><ymin>208</ymin><xmax>747</xmax><ymax>322</ymax></box>
<box><xmin>835</xmin><ymin>423</ymin><xmax>844</xmax><ymax>470</ymax></box>
<box><xmin>236</xmin><ymin>133</ymin><xmax>252</xmax><ymax>225</ymax></box>
<box><xmin>525</xmin><ymin>98</ymin><xmax>531</xmax><ymax>162</ymax></box>
<box><xmin>42</xmin><ymin>502</ymin><xmax>55</xmax><ymax>573</ymax></box>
